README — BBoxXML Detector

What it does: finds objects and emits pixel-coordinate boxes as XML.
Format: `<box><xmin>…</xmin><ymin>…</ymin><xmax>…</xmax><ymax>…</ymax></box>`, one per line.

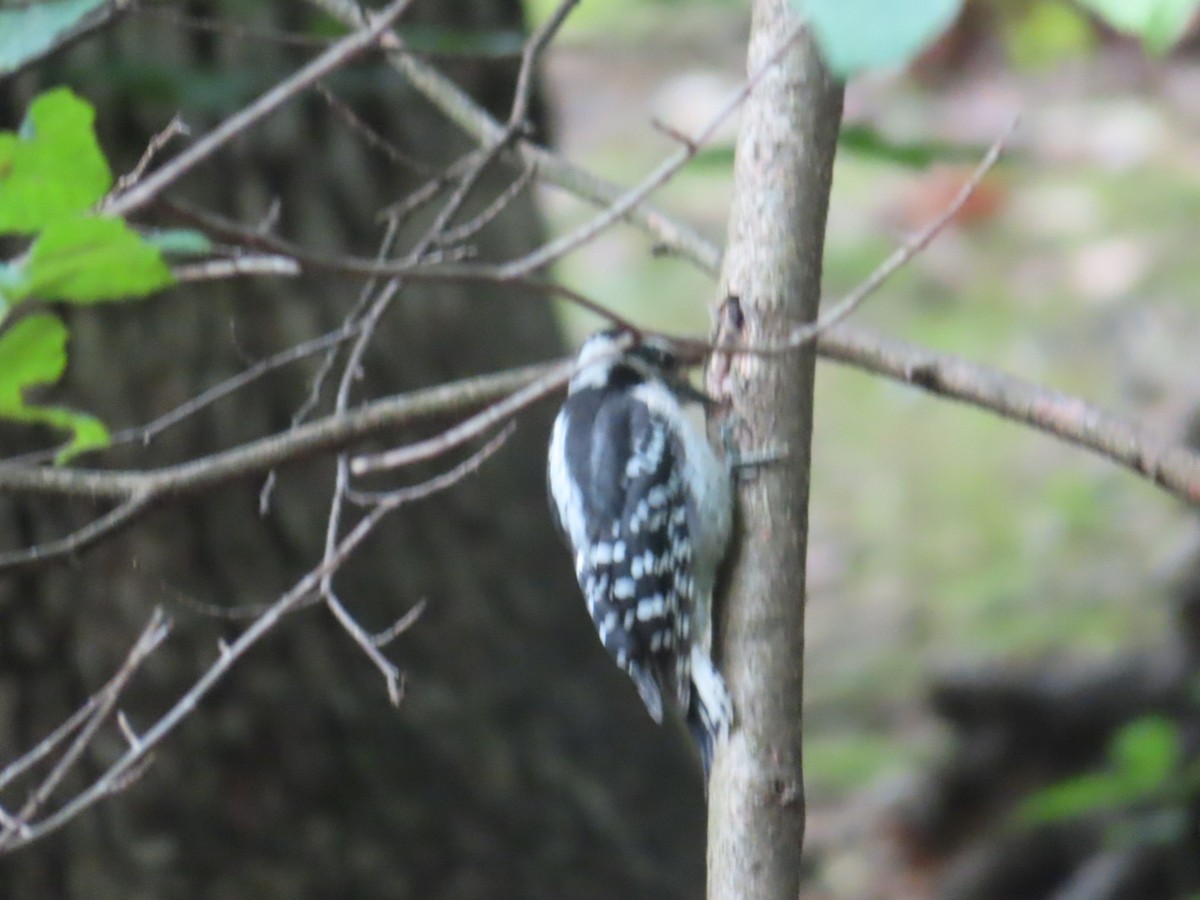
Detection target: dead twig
<box><xmin>326</xmin><ymin>423</ymin><xmax>515</xmax><ymax>703</ymax></box>
<box><xmin>103</xmin><ymin>0</ymin><xmax>417</xmax><ymax>218</ymax></box>
<box><xmin>0</xmin><ymin>609</ymin><xmax>171</xmax><ymax>850</ymax></box>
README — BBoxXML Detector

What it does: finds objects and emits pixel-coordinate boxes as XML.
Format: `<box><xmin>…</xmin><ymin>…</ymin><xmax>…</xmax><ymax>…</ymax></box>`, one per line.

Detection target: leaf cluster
<box><xmin>0</xmin><ymin>88</ymin><xmax>200</xmax><ymax>461</ymax></box>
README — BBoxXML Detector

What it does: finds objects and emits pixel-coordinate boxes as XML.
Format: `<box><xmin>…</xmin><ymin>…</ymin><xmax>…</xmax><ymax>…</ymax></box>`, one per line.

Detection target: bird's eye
<box><xmin>636</xmin><ymin>344</ymin><xmax>678</xmax><ymax>373</ymax></box>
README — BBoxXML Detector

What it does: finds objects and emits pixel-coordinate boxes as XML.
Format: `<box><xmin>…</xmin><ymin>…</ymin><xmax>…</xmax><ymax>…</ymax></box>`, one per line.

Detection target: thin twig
<box><xmin>434</xmin><ymin>165</ymin><xmax>536</xmax><ymax>246</ymax></box>
<box><xmin>326</xmin><ymin>589</ymin><xmax>406</xmax><ymax>704</ymax></box>
<box><xmin>324</xmin><ymin>422</ymin><xmax>514</xmax><ymax>703</ymax></box>
<box><xmin>160</xmin><ymin>200</ymin><xmax>635</xmax><ymax>325</ymax></box>
<box><xmin>314</xmin><ymin>81</ymin><xmax>432</xmax><ymax>175</ymax></box>
<box><xmin>171</xmin><ymin>255</ymin><xmax>300</xmax><ymax>282</ymax></box>
<box><xmin>456</xmin><ymin>22</ymin><xmax>804</xmax><ymax>281</ymax></box>
<box><xmin>508</xmin><ymin>0</ymin><xmax>578</xmax><ymax>128</ymax></box>
<box><xmin>348</xmin><ymin>419</ymin><xmax>517</xmax><ymax>502</ymax></box>
<box><xmin>312</xmin><ymin>0</ymin><xmax>571</xmax><ymax>628</ymax></box>
<box><xmin>372</xmin><ymin>598</ymin><xmax>427</xmax><ymax>648</ymax></box>
<box><xmin>780</xmin><ymin>118</ymin><xmax>1016</xmax><ymax>349</ymax></box>
<box><xmin>350</xmin><ymin>361</ymin><xmax>569</xmax><ymax>474</ymax></box>
<box><xmin>0</xmin><ymin>495</ymin><xmax>402</xmax><ymax>851</ymax></box>
<box><xmin>103</xmin><ymin>0</ymin><xmax>417</xmax><ymax>218</ymax></box>
<box><xmin>0</xmin><ymin>496</ymin><xmax>153</xmax><ymax>571</ymax></box>
<box><xmin>114</xmin><ymin>115</ymin><xmax>191</xmax><ymax>195</ymax></box>
<box><xmin>0</xmin><ymin>609</ymin><xmax>170</xmax><ymax>850</ymax></box>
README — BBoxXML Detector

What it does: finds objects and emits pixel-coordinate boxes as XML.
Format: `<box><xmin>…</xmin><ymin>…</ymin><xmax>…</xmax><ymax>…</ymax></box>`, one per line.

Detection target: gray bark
<box><xmin>705</xmin><ymin>2</ymin><xmax>843</xmax><ymax>897</ymax></box>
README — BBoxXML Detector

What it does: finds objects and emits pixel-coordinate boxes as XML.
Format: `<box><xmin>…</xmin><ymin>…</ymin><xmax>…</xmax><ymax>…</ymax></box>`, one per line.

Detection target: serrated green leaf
<box><xmin>22</xmin><ymin>216</ymin><xmax>175</xmax><ymax>303</ymax></box>
<box><xmin>0</xmin><ymin>0</ymin><xmax>107</xmax><ymax>77</ymax></box>
<box><xmin>0</xmin><ymin>312</ymin><xmax>109</xmax><ymax>462</ymax></box>
<box><xmin>1078</xmin><ymin>0</ymin><xmax>1199</xmax><ymax>53</ymax></box>
<box><xmin>794</xmin><ymin>0</ymin><xmax>964</xmax><ymax>76</ymax></box>
<box><xmin>0</xmin><ymin>87</ymin><xmax>112</xmax><ymax>234</ymax></box>
<box><xmin>144</xmin><ymin>228</ymin><xmax>213</xmax><ymax>257</ymax></box>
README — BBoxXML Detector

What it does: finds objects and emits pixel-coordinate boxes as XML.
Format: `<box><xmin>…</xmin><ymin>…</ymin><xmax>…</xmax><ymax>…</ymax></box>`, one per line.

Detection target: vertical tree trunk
<box><xmin>706</xmin><ymin>2</ymin><xmax>843</xmax><ymax>896</ymax></box>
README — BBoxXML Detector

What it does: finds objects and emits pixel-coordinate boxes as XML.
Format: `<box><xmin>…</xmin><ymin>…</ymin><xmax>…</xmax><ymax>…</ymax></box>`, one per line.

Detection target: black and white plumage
<box><xmin>547</xmin><ymin>330</ymin><xmax>734</xmax><ymax>776</ymax></box>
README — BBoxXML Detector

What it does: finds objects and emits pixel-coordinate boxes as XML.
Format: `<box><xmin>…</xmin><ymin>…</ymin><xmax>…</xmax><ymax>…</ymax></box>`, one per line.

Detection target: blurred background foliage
<box><xmin>524</xmin><ymin>0</ymin><xmax>1200</xmax><ymax>893</ymax></box>
<box><xmin>3</xmin><ymin>0</ymin><xmax>1199</xmax><ymax>894</ymax></box>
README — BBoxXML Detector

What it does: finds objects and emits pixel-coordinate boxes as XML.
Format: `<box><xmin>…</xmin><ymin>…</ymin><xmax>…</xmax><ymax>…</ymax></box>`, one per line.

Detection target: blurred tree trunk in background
<box><xmin>0</xmin><ymin>2</ymin><xmax>705</xmax><ymax>897</ymax></box>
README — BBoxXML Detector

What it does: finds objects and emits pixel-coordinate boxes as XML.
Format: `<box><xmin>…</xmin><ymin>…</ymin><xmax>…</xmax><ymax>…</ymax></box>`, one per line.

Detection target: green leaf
<box><xmin>0</xmin><ymin>87</ymin><xmax>111</xmax><ymax>233</ymax></box>
<box><xmin>144</xmin><ymin>228</ymin><xmax>213</xmax><ymax>257</ymax></box>
<box><xmin>794</xmin><ymin>0</ymin><xmax>965</xmax><ymax>76</ymax></box>
<box><xmin>1078</xmin><ymin>0</ymin><xmax>1200</xmax><ymax>53</ymax></box>
<box><xmin>1018</xmin><ymin>771</ymin><xmax>1135</xmax><ymax>824</ymax></box>
<box><xmin>1017</xmin><ymin>716</ymin><xmax>1182</xmax><ymax>825</ymax></box>
<box><xmin>19</xmin><ymin>216</ymin><xmax>174</xmax><ymax>303</ymax></box>
<box><xmin>1109</xmin><ymin>715</ymin><xmax>1181</xmax><ymax>792</ymax></box>
<box><xmin>0</xmin><ymin>0</ymin><xmax>107</xmax><ymax>77</ymax></box>
<box><xmin>0</xmin><ymin>313</ymin><xmax>109</xmax><ymax>461</ymax></box>
<box><xmin>1003</xmin><ymin>1</ymin><xmax>1097</xmax><ymax>70</ymax></box>
<box><xmin>838</xmin><ymin>125</ymin><xmax>985</xmax><ymax>168</ymax></box>
<box><xmin>0</xmin><ymin>313</ymin><xmax>66</xmax><ymax>394</ymax></box>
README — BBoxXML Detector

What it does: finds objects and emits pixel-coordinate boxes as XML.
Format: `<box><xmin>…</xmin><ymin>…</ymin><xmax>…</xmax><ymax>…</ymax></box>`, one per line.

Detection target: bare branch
<box><xmin>0</xmin><ymin>608</ymin><xmax>171</xmax><ymax>850</ymax></box>
<box><xmin>433</xmin><ymin>165</ymin><xmax>535</xmax><ymax>247</ymax></box>
<box><xmin>328</xmin><ymin>423</ymin><xmax>515</xmax><ymax>704</ymax></box>
<box><xmin>314</xmin><ymin>81</ymin><xmax>432</xmax><ymax>175</ymax></box>
<box><xmin>783</xmin><ymin>117</ymin><xmax>1015</xmax><ymax>348</ymax></box>
<box><xmin>309</xmin><ymin>0</ymin><xmax>726</xmax><ymax>274</ymax></box>
<box><xmin>0</xmin><ymin>360</ymin><xmax>564</xmax><ymax>574</ymax></box>
<box><xmin>0</xmin><ymin>496</ymin><xmax>153</xmax><ymax>571</ymax></box>
<box><xmin>348</xmin><ymin>420</ymin><xmax>517</xmax><ymax>504</ymax></box>
<box><xmin>0</xmin><ymin>611</ymin><xmax>168</xmax><ymax>793</ymax></box>
<box><xmin>350</xmin><ymin>362</ymin><xmax>570</xmax><ymax>475</ymax></box>
<box><xmin>372</xmin><ymin>598</ymin><xmax>427</xmax><ymax>648</ymax></box>
<box><xmin>817</xmin><ymin>326</ymin><xmax>1200</xmax><ymax>504</ymax></box>
<box><xmin>171</xmin><ymin>254</ymin><xmax>301</xmax><ymax>282</ymax></box>
<box><xmin>103</xmin><ymin>0</ymin><xmax>417</xmax><ymax>218</ymax></box>
<box><xmin>115</xmin><ymin>115</ymin><xmax>191</xmax><ymax>195</ymax></box>
<box><xmin>2</xmin><ymin>319</ymin><xmax>357</xmax><ymax>469</ymax></box>
<box><xmin>162</xmin><ymin>200</ymin><xmax>637</xmax><ymax>325</ymax></box>
<box><xmin>0</xmin><ymin>494</ymin><xmax>404</xmax><ymax>851</ymax></box>
<box><xmin>313</xmin><ymin>0</ymin><xmax>1197</xmax><ymax>515</ymax></box>
<box><xmin>467</xmin><ymin>22</ymin><xmax>802</xmax><ymax>280</ymax></box>
<box><xmin>508</xmin><ymin>0</ymin><xmax>579</xmax><ymax>128</ymax></box>
<box><xmin>326</xmin><ymin>589</ymin><xmax>406</xmax><ymax>705</ymax></box>
<box><xmin>0</xmin><ymin>361</ymin><xmax>558</xmax><ymax>501</ymax></box>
